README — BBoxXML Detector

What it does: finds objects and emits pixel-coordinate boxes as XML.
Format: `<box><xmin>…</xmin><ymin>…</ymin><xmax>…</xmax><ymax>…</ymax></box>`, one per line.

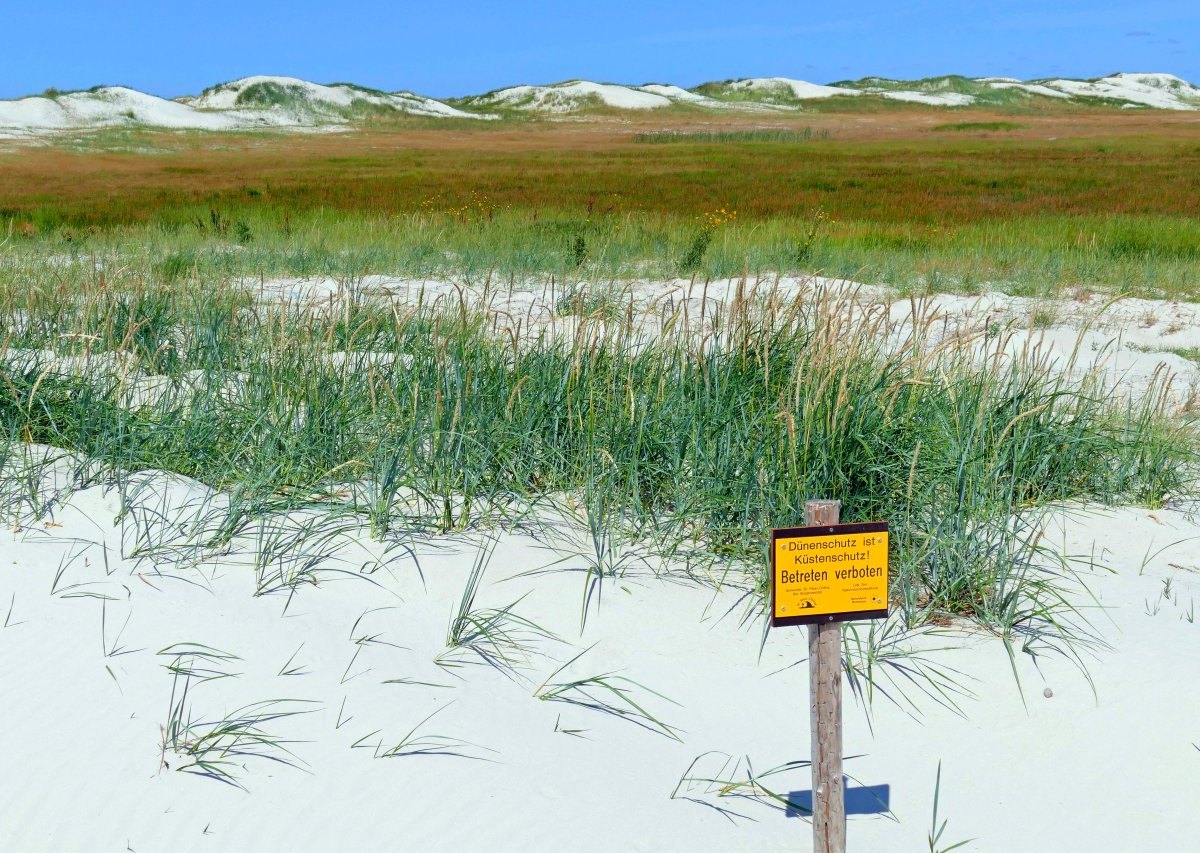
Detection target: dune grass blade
<box><xmin>439</xmin><ymin>536</ymin><xmax>558</xmax><ymax>677</ymax></box>
<box><xmin>671</xmin><ymin>752</ymin><xmax>814</xmax><ymax>820</ymax></box>
<box><xmin>841</xmin><ymin>618</ymin><xmax>976</xmax><ymax>729</ymax></box>
<box><xmin>928</xmin><ymin>761</ymin><xmax>974</xmax><ymax>852</ymax></box>
<box><xmin>157</xmin><ymin>642</ymin><xmax>314</xmax><ymax>788</ymax></box>
<box><xmin>359</xmin><ymin>704</ymin><xmax>494</xmax><ymax>761</ymax></box>
<box><xmin>534</xmin><ymin>645</ymin><xmax>682</xmax><ymax>741</ymax></box>
<box><xmin>166</xmin><ymin>699</ymin><xmax>318</xmax><ymax>788</ymax></box>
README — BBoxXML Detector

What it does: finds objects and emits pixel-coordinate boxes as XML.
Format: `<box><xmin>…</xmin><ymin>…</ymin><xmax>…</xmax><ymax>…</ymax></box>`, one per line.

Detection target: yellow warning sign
<box><xmin>771</xmin><ymin>521</ymin><xmax>889</xmax><ymax>626</ymax></box>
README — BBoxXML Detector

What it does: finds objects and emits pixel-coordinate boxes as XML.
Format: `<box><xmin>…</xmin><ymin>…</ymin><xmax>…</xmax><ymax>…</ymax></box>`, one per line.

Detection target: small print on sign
<box><xmin>770</xmin><ymin>521</ymin><xmax>889</xmax><ymax>627</ymax></box>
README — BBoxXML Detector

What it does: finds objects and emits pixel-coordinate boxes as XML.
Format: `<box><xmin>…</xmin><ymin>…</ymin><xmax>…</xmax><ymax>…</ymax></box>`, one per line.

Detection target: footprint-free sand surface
<box><xmin>1</xmin><ymin>466</ymin><xmax>1198</xmax><ymax>851</ymax></box>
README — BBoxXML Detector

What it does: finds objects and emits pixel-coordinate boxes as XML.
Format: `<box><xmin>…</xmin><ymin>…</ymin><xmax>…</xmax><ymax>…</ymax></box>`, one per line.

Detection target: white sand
<box><xmin>636</xmin><ymin>84</ymin><xmax>723</xmax><ymax>105</ymax></box>
<box><xmin>1</xmin><ymin>457</ymin><xmax>1197</xmax><ymax>851</ymax></box>
<box><xmin>636</xmin><ymin>84</ymin><xmax>704</xmax><ymax>101</ymax></box>
<box><xmin>682</xmin><ymin>72</ymin><xmax>1200</xmax><ymax>110</ymax></box>
<box><xmin>2</xmin><ymin>275</ymin><xmax>1199</xmax><ymax>849</ymax></box>
<box><xmin>0</xmin><ymin>87</ymin><xmax>246</xmax><ymax>135</ymax></box>
<box><xmin>713</xmin><ymin>78</ymin><xmax>977</xmax><ymax>106</ymax></box>
<box><xmin>5</xmin><ymin>271</ymin><xmax>1199</xmax><ymax>413</ymax></box>
<box><xmin>874</xmin><ymin>90</ymin><xmax>975</xmax><ymax>106</ymax></box>
<box><xmin>980</xmin><ymin>79</ymin><xmax>1073</xmax><ymax>99</ymax></box>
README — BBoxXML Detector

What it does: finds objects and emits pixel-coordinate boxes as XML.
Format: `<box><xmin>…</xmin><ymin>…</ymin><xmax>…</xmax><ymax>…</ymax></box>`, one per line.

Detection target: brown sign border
<box><xmin>770</xmin><ymin>520</ymin><xmax>890</xmax><ymax>627</ymax></box>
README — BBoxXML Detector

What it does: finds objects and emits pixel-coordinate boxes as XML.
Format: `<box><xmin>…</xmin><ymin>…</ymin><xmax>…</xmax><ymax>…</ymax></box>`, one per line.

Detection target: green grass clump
<box><xmin>933</xmin><ymin>121</ymin><xmax>1025</xmax><ymax>132</ymax></box>
<box><xmin>230</xmin><ymin>81</ymin><xmax>315</xmax><ymax>110</ymax></box>
<box><xmin>157</xmin><ymin>642</ymin><xmax>314</xmax><ymax>788</ymax></box>
<box><xmin>632</xmin><ymin>129</ymin><xmax>831</xmax><ymax>144</ymax></box>
<box><xmin>438</xmin><ymin>537</ymin><xmax>556</xmax><ymax>676</ymax></box>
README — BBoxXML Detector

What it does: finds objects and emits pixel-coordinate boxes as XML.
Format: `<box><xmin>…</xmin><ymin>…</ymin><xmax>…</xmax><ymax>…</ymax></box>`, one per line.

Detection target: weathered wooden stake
<box><xmin>805</xmin><ymin>498</ymin><xmax>845</xmax><ymax>853</ymax></box>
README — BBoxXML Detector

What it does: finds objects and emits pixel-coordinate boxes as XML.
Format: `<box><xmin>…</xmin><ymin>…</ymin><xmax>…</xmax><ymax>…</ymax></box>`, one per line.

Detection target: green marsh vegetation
<box><xmin>4</xmin><ymin>122</ymin><xmax>1200</xmax><ymax>298</ymax></box>
<box><xmin>8</xmin><ymin>206</ymin><xmax>1200</xmax><ymax>299</ymax></box>
<box><xmin>932</xmin><ymin>121</ymin><xmax>1025</xmax><ymax>132</ymax></box>
<box><xmin>632</xmin><ymin>128</ymin><xmax>832</xmax><ymax>143</ymax></box>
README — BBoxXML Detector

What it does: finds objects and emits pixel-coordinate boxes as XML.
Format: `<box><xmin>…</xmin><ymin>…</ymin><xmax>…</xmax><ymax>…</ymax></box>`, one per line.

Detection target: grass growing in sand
<box><xmin>535</xmin><ymin>645</ymin><xmax>683</xmax><ymax>740</ymax></box>
<box><xmin>7</xmin><ymin>208</ymin><xmax>1200</xmax><ymax>304</ymax></box>
<box><xmin>437</xmin><ymin>536</ymin><xmax>556</xmax><ymax>677</ymax></box>
<box><xmin>158</xmin><ymin>642</ymin><xmax>314</xmax><ymax>787</ymax></box>
<box><xmin>0</xmin><ymin>268</ymin><xmax>1193</xmax><ymax>673</ymax></box>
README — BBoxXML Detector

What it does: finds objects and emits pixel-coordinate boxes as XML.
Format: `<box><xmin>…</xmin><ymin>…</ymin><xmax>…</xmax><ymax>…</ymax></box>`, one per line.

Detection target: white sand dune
<box><xmin>191</xmin><ymin>75</ymin><xmax>486</xmax><ymax>120</ymax></box>
<box><xmin>703</xmin><ymin>72</ymin><xmax>1200</xmax><ymax>110</ymax></box>
<box><xmin>636</xmin><ymin>83</ymin><xmax>718</xmax><ymax>103</ymax></box>
<box><xmin>0</xmin><ymin>87</ymin><xmax>247</xmax><ymax>136</ymax></box>
<box><xmin>723</xmin><ymin>77</ymin><xmax>853</xmax><ymax>100</ymax></box>
<box><xmin>463</xmin><ymin>79</ymin><xmax>782</xmax><ymax>113</ymax></box>
<box><xmin>9</xmin><ymin>272</ymin><xmax>1197</xmax><ymax>417</ymax></box>
<box><xmin>464</xmin><ymin>80</ymin><xmax>676</xmax><ymax>112</ymax></box>
<box><xmin>0</xmin><ymin>76</ymin><xmax>489</xmax><ymax>138</ymax></box>
<box><xmin>1034</xmin><ymin>72</ymin><xmax>1200</xmax><ymax>110</ymax></box>
<box><xmin>1</xmin><ymin>451</ymin><xmax>1197</xmax><ymax>851</ymax></box>
<box><xmin>4</xmin><ymin>71</ymin><xmax>1200</xmax><ymax>138</ymax></box>
<box><xmin>872</xmin><ymin>89</ymin><xmax>975</xmax><ymax>106</ymax></box>
<box><xmin>978</xmin><ymin>78</ymin><xmax>1073</xmax><ymax>99</ymax></box>
<box><xmin>719</xmin><ymin>77</ymin><xmax>977</xmax><ymax>106</ymax></box>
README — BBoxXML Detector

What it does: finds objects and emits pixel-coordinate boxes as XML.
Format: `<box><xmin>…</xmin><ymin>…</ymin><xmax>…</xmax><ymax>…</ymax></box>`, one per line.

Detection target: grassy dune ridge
<box><xmin>1</xmin><ymin>273</ymin><xmax>1193</xmax><ymax>655</ymax></box>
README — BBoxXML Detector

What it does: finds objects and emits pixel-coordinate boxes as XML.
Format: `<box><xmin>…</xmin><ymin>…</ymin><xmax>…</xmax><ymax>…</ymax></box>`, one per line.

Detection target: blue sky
<box><xmin>2</xmin><ymin>1</ymin><xmax>1197</xmax><ymax>99</ymax></box>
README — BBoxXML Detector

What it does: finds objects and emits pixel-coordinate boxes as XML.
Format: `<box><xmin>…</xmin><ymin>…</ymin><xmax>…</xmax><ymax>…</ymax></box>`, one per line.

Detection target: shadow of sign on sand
<box><xmin>786</xmin><ymin>782</ymin><xmax>891</xmax><ymax>817</ymax></box>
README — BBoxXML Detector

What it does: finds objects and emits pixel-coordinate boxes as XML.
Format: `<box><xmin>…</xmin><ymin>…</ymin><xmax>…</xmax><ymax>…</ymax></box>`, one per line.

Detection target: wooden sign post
<box><xmin>769</xmin><ymin>499</ymin><xmax>890</xmax><ymax>853</ymax></box>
